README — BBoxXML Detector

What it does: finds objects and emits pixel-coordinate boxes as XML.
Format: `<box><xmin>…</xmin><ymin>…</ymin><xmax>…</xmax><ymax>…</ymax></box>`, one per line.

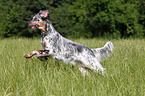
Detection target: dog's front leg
<box><xmin>37</xmin><ymin>53</ymin><xmax>50</xmax><ymax>61</ymax></box>
<box><xmin>24</xmin><ymin>50</ymin><xmax>43</xmax><ymax>58</ymax></box>
<box><xmin>24</xmin><ymin>50</ymin><xmax>49</xmax><ymax>61</ymax></box>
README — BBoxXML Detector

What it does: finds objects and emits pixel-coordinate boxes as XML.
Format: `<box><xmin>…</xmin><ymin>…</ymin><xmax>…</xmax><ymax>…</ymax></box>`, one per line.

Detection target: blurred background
<box><xmin>0</xmin><ymin>0</ymin><xmax>144</xmax><ymax>38</ymax></box>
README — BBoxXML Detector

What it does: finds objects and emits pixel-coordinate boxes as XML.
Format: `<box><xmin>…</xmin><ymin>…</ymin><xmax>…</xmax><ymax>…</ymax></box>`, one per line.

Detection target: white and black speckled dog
<box><xmin>24</xmin><ymin>10</ymin><xmax>114</xmax><ymax>75</ymax></box>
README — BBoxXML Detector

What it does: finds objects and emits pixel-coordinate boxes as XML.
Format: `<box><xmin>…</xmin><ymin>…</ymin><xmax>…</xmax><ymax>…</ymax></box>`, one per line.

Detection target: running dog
<box><xmin>24</xmin><ymin>10</ymin><xmax>114</xmax><ymax>75</ymax></box>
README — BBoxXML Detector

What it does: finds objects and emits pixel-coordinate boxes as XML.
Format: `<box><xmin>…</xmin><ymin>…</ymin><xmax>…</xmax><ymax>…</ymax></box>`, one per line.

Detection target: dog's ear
<box><xmin>39</xmin><ymin>10</ymin><xmax>42</xmax><ymax>13</ymax></box>
<box><xmin>46</xmin><ymin>10</ymin><xmax>49</xmax><ymax>12</ymax></box>
<box><xmin>41</xmin><ymin>10</ymin><xmax>49</xmax><ymax>18</ymax></box>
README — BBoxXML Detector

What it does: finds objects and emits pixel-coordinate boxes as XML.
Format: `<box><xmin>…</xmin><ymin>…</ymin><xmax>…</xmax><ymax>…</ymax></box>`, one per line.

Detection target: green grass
<box><xmin>0</xmin><ymin>38</ymin><xmax>145</xmax><ymax>96</ymax></box>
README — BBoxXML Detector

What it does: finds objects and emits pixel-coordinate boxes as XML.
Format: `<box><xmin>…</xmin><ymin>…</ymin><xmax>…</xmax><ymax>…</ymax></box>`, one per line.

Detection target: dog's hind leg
<box><xmin>79</xmin><ymin>66</ymin><xmax>90</xmax><ymax>76</ymax></box>
<box><xmin>79</xmin><ymin>55</ymin><xmax>105</xmax><ymax>74</ymax></box>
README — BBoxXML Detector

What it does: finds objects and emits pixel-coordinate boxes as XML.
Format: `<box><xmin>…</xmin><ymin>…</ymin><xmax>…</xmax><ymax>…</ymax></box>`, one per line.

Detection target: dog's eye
<box><xmin>41</xmin><ymin>17</ymin><xmax>44</xmax><ymax>20</ymax></box>
<box><xmin>33</xmin><ymin>17</ymin><xmax>37</xmax><ymax>20</ymax></box>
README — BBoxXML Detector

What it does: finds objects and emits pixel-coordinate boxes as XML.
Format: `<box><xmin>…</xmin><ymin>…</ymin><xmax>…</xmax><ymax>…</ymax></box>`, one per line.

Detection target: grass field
<box><xmin>0</xmin><ymin>38</ymin><xmax>145</xmax><ymax>96</ymax></box>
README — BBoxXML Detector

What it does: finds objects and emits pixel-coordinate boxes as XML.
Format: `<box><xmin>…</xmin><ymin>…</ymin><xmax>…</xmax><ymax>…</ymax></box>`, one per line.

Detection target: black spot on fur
<box><xmin>76</xmin><ymin>45</ymin><xmax>83</xmax><ymax>53</ymax></box>
<box><xmin>57</xmin><ymin>45</ymin><xmax>61</xmax><ymax>52</ymax></box>
<box><xmin>72</xmin><ymin>43</ymin><xmax>76</xmax><ymax>46</ymax></box>
<box><xmin>65</xmin><ymin>54</ymin><xmax>71</xmax><ymax>59</ymax></box>
<box><xmin>70</xmin><ymin>42</ymin><xmax>83</xmax><ymax>53</ymax></box>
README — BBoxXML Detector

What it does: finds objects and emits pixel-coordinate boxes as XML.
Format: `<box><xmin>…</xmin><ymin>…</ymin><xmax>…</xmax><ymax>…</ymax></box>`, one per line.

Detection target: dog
<box><xmin>24</xmin><ymin>10</ymin><xmax>114</xmax><ymax>75</ymax></box>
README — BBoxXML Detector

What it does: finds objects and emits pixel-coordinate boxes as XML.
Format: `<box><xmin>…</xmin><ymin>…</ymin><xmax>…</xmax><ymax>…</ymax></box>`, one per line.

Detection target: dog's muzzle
<box><xmin>27</xmin><ymin>21</ymin><xmax>38</xmax><ymax>30</ymax></box>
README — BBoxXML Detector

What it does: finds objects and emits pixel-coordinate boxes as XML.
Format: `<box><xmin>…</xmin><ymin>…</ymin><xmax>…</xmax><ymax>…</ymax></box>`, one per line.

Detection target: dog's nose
<box><xmin>27</xmin><ymin>21</ymin><xmax>31</xmax><ymax>25</ymax></box>
<box><xmin>27</xmin><ymin>21</ymin><xmax>30</xmax><ymax>24</ymax></box>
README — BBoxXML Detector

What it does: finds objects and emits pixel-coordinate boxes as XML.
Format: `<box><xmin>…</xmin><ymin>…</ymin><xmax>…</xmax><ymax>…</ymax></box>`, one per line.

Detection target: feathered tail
<box><xmin>91</xmin><ymin>41</ymin><xmax>114</xmax><ymax>62</ymax></box>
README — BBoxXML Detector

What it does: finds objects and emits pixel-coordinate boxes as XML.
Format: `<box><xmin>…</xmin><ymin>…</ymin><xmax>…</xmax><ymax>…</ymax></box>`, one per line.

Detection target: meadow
<box><xmin>0</xmin><ymin>38</ymin><xmax>145</xmax><ymax>96</ymax></box>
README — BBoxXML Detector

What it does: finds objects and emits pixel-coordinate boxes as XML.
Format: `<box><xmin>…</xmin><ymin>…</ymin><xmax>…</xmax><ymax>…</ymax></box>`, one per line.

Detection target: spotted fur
<box><xmin>24</xmin><ymin>10</ymin><xmax>114</xmax><ymax>75</ymax></box>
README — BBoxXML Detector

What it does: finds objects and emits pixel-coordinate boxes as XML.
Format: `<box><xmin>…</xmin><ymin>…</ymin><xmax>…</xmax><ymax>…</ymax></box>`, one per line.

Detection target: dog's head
<box><xmin>27</xmin><ymin>10</ymin><xmax>49</xmax><ymax>31</ymax></box>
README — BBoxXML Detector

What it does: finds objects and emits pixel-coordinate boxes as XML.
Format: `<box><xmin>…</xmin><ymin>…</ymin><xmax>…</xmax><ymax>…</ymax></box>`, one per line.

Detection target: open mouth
<box><xmin>27</xmin><ymin>21</ymin><xmax>38</xmax><ymax>30</ymax></box>
<box><xmin>31</xmin><ymin>25</ymin><xmax>38</xmax><ymax>30</ymax></box>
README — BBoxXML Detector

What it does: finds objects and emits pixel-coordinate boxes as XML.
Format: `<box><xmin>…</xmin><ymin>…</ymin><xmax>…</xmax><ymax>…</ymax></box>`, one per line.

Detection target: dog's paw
<box><xmin>24</xmin><ymin>54</ymin><xmax>32</xmax><ymax>58</ymax></box>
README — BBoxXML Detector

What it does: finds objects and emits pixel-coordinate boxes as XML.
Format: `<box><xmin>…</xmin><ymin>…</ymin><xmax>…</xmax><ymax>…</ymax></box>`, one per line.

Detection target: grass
<box><xmin>0</xmin><ymin>38</ymin><xmax>145</xmax><ymax>96</ymax></box>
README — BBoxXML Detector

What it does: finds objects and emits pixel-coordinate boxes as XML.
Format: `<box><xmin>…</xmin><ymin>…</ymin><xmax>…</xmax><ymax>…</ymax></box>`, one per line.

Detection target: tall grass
<box><xmin>0</xmin><ymin>38</ymin><xmax>145</xmax><ymax>96</ymax></box>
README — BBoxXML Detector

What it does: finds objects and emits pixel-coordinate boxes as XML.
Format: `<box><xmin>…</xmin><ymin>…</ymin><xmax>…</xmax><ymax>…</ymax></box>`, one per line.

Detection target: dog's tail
<box><xmin>91</xmin><ymin>41</ymin><xmax>114</xmax><ymax>62</ymax></box>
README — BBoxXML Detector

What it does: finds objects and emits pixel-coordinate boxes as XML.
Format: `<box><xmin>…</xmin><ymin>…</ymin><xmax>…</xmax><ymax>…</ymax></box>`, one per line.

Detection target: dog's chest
<box><xmin>41</xmin><ymin>36</ymin><xmax>53</xmax><ymax>52</ymax></box>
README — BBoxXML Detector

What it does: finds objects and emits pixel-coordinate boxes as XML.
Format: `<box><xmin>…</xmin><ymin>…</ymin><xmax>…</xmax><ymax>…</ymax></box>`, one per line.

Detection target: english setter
<box><xmin>24</xmin><ymin>10</ymin><xmax>114</xmax><ymax>75</ymax></box>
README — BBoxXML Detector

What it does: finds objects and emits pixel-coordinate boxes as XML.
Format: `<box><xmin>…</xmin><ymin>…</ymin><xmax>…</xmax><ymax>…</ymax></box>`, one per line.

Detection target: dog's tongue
<box><xmin>31</xmin><ymin>26</ymin><xmax>37</xmax><ymax>29</ymax></box>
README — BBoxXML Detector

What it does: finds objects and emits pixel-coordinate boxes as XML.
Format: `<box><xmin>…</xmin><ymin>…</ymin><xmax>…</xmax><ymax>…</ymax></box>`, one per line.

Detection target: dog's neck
<box><xmin>41</xmin><ymin>19</ymin><xmax>57</xmax><ymax>37</ymax></box>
